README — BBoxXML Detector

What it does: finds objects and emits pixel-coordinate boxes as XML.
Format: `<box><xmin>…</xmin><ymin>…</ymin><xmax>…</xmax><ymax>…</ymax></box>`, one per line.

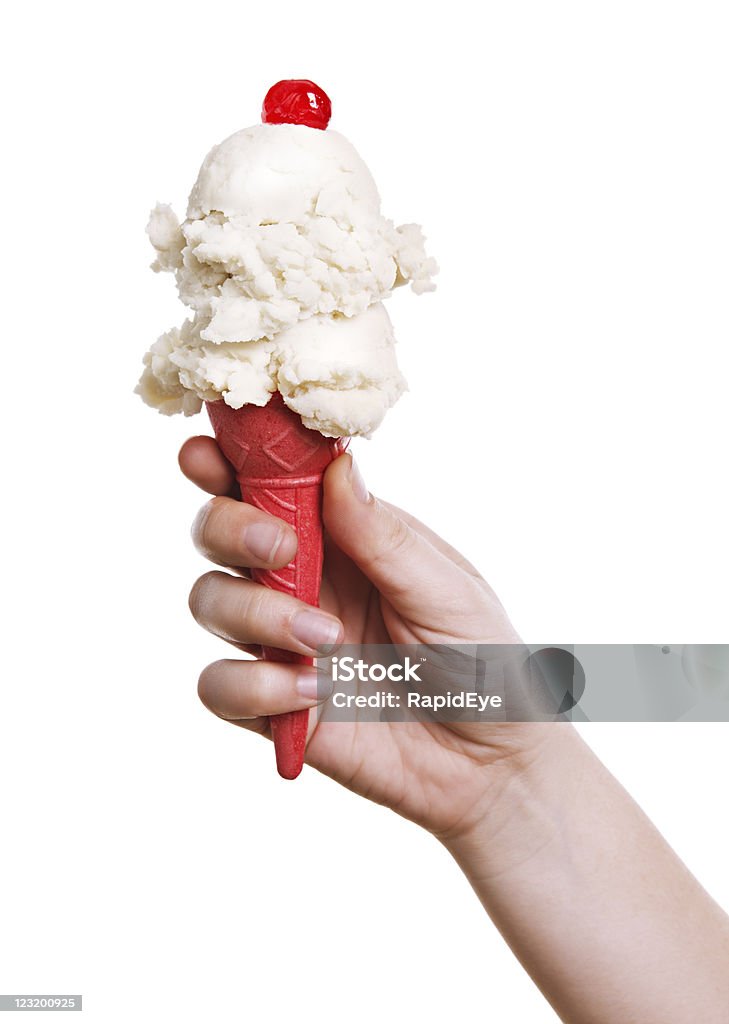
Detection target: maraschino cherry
<box><xmin>262</xmin><ymin>79</ymin><xmax>332</xmax><ymax>130</ymax></box>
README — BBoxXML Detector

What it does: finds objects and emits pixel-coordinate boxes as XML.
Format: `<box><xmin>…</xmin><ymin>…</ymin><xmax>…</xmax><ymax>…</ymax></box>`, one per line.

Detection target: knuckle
<box><xmin>240</xmin><ymin>671</ymin><xmax>268</xmax><ymax>717</ymax></box>
<box><xmin>243</xmin><ymin>585</ymin><xmax>277</xmax><ymax>630</ymax></box>
<box><xmin>243</xmin><ymin>663</ymin><xmax>294</xmax><ymax>718</ymax></box>
<box><xmin>371</xmin><ymin>503</ymin><xmax>416</xmax><ymax>566</ymax></box>
<box><xmin>388</xmin><ymin>519</ymin><xmax>416</xmax><ymax>557</ymax></box>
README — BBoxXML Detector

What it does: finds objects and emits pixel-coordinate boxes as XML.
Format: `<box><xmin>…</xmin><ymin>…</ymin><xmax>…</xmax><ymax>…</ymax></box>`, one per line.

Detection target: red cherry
<box><xmin>262</xmin><ymin>80</ymin><xmax>332</xmax><ymax>130</ymax></box>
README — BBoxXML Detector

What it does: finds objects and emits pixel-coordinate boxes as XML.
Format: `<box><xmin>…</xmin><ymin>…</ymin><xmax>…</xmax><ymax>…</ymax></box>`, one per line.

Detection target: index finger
<box><xmin>179</xmin><ymin>436</ymin><xmax>237</xmax><ymax>496</ymax></box>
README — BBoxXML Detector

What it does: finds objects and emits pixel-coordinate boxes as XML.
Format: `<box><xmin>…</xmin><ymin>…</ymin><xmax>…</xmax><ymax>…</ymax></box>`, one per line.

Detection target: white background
<box><xmin>1</xmin><ymin>1</ymin><xmax>728</xmax><ymax>1021</ymax></box>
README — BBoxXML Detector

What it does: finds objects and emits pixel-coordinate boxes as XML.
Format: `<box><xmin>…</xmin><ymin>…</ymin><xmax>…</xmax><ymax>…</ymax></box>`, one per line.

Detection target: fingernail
<box><xmin>349</xmin><ymin>458</ymin><xmax>370</xmax><ymax>503</ymax></box>
<box><xmin>291</xmin><ymin>610</ymin><xmax>342</xmax><ymax>654</ymax></box>
<box><xmin>296</xmin><ymin>668</ymin><xmax>330</xmax><ymax>701</ymax></box>
<box><xmin>244</xmin><ymin>522</ymin><xmax>283</xmax><ymax>562</ymax></box>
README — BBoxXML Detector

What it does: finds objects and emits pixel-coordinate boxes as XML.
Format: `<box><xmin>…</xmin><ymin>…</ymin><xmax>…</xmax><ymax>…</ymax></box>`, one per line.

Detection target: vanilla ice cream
<box><xmin>137</xmin><ymin>120</ymin><xmax>437</xmax><ymax>436</ymax></box>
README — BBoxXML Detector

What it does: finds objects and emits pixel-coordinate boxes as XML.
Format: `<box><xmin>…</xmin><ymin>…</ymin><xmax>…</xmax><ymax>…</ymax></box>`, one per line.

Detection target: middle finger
<box><xmin>189</xmin><ymin>571</ymin><xmax>344</xmax><ymax>657</ymax></box>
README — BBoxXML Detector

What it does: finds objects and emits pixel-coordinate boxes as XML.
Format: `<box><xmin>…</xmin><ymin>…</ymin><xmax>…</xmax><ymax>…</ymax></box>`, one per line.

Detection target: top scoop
<box><xmin>136</xmin><ymin>81</ymin><xmax>437</xmax><ymax>437</ymax></box>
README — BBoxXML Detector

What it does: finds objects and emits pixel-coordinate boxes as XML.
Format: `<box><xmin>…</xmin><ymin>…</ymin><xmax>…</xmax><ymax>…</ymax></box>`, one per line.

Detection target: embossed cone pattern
<box><xmin>206</xmin><ymin>393</ymin><xmax>348</xmax><ymax>779</ymax></box>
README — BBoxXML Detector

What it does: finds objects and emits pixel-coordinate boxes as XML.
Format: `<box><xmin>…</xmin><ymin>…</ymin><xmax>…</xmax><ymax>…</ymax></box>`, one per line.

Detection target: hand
<box><xmin>181</xmin><ymin>438</ymin><xmax>729</xmax><ymax>1024</ymax></box>
<box><xmin>181</xmin><ymin>436</ymin><xmax>556</xmax><ymax>842</ymax></box>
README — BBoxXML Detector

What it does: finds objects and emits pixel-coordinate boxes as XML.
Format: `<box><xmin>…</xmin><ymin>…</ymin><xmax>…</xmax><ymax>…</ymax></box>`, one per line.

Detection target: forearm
<box><xmin>443</xmin><ymin>725</ymin><xmax>729</xmax><ymax>1024</ymax></box>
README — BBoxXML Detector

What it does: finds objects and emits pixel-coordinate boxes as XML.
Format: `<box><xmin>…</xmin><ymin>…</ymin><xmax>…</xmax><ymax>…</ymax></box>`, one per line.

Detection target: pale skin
<box><xmin>181</xmin><ymin>436</ymin><xmax>729</xmax><ymax>1024</ymax></box>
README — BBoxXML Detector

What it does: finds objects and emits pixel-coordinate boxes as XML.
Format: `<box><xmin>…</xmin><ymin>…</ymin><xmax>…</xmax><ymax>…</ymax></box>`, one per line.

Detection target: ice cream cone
<box><xmin>140</xmin><ymin>79</ymin><xmax>437</xmax><ymax>777</ymax></box>
<box><xmin>206</xmin><ymin>393</ymin><xmax>348</xmax><ymax>779</ymax></box>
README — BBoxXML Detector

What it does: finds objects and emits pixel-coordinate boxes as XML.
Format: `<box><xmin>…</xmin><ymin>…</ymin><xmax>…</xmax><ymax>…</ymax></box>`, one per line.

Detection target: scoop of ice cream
<box><xmin>187</xmin><ymin>123</ymin><xmax>378</xmax><ymax>223</ymax></box>
<box><xmin>271</xmin><ymin>303</ymin><xmax>406</xmax><ymax>436</ymax></box>
<box><xmin>136</xmin><ymin>303</ymin><xmax>405</xmax><ymax>437</ymax></box>
<box><xmin>164</xmin><ymin>123</ymin><xmax>436</xmax><ymax>341</ymax></box>
<box><xmin>138</xmin><ymin>117</ymin><xmax>436</xmax><ymax>436</ymax></box>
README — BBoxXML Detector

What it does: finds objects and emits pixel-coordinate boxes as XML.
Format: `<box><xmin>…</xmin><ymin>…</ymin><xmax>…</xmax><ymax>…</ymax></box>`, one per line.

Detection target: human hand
<box><xmin>181</xmin><ymin>436</ymin><xmax>558</xmax><ymax>843</ymax></box>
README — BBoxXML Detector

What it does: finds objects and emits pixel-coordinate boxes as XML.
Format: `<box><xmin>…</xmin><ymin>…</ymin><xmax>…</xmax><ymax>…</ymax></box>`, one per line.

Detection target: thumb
<box><xmin>322</xmin><ymin>453</ymin><xmax>473</xmax><ymax>622</ymax></box>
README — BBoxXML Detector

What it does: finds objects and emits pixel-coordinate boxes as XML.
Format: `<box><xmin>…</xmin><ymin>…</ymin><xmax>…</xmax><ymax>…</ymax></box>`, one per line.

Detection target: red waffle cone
<box><xmin>206</xmin><ymin>393</ymin><xmax>348</xmax><ymax>780</ymax></box>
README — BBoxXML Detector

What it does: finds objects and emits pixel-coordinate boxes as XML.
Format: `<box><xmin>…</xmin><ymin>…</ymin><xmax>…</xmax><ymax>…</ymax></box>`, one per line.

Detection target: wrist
<box><xmin>439</xmin><ymin>724</ymin><xmax>591</xmax><ymax>884</ymax></box>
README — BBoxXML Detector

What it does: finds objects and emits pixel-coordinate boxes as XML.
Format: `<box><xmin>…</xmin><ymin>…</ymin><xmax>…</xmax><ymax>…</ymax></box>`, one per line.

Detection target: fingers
<box><xmin>323</xmin><ymin>454</ymin><xmax>477</xmax><ymax>615</ymax></box>
<box><xmin>192</xmin><ymin>495</ymin><xmax>298</xmax><ymax>571</ymax></box>
<box><xmin>189</xmin><ymin>571</ymin><xmax>343</xmax><ymax>656</ymax></box>
<box><xmin>199</xmin><ymin>658</ymin><xmax>330</xmax><ymax>721</ymax></box>
<box><xmin>179</xmin><ymin>436</ymin><xmax>236</xmax><ymax>496</ymax></box>
<box><xmin>322</xmin><ymin>454</ymin><xmax>517</xmax><ymax>641</ymax></box>
<box><xmin>380</xmin><ymin>499</ymin><xmax>511</xmax><ymax>615</ymax></box>
<box><xmin>380</xmin><ymin>500</ymin><xmax>483</xmax><ymax>579</ymax></box>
